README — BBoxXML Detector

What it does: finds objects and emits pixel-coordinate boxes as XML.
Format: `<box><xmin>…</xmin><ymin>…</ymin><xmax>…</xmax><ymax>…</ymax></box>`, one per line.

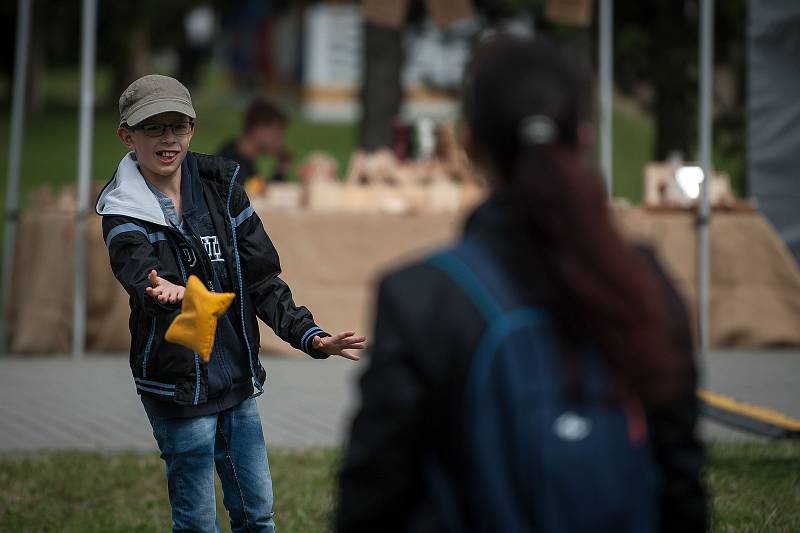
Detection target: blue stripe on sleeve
<box><xmin>105</xmin><ymin>223</ymin><xmax>167</xmax><ymax>247</ymax></box>
<box><xmin>134</xmin><ymin>377</ymin><xmax>176</xmax><ymax>390</ymax></box>
<box><xmin>147</xmin><ymin>231</ymin><xmax>167</xmax><ymax>243</ymax></box>
<box><xmin>233</xmin><ymin>206</ymin><xmax>255</xmax><ymax>228</ymax></box>
<box><xmin>136</xmin><ymin>385</ymin><xmax>177</xmax><ymax>396</ymax></box>
<box><xmin>301</xmin><ymin>327</ymin><xmax>324</xmax><ymax>353</ymax></box>
<box><xmin>105</xmin><ymin>223</ymin><xmax>147</xmax><ymax>247</ymax></box>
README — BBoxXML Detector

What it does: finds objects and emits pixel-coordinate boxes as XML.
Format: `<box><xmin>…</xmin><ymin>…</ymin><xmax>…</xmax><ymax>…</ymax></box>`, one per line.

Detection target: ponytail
<box><xmin>464</xmin><ymin>35</ymin><xmax>691</xmax><ymax>407</ymax></box>
<box><xmin>510</xmin><ymin>145</ymin><xmax>690</xmax><ymax>407</ymax></box>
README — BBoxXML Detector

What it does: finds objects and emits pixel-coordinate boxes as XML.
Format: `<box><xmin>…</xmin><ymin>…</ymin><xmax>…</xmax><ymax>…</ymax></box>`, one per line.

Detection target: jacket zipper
<box><xmin>180</xmin><ymin>217</ymin><xmax>216</xmax><ymax>291</ymax></box>
<box><xmin>172</xmin><ymin>240</ymin><xmax>202</xmax><ymax>405</ymax></box>
<box><xmin>180</xmin><ymin>217</ymin><xmax>234</xmax><ymax>393</ymax></box>
<box><xmin>224</xmin><ymin>164</ymin><xmax>262</xmax><ymax>392</ymax></box>
<box><xmin>141</xmin><ymin>316</ymin><xmax>156</xmax><ymax>378</ymax></box>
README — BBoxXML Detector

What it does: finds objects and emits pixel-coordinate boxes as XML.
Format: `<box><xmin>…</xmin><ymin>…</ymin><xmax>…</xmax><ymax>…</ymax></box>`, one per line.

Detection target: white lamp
<box><xmin>676</xmin><ymin>165</ymin><xmax>705</xmax><ymax>200</ymax></box>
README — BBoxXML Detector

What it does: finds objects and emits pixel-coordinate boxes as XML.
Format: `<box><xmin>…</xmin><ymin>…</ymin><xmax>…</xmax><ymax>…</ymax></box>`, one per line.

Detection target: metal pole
<box><xmin>1</xmin><ymin>0</ymin><xmax>33</xmax><ymax>353</ymax></box>
<box><xmin>697</xmin><ymin>0</ymin><xmax>714</xmax><ymax>355</ymax></box>
<box><xmin>599</xmin><ymin>0</ymin><xmax>613</xmax><ymax>197</ymax></box>
<box><xmin>73</xmin><ymin>0</ymin><xmax>97</xmax><ymax>360</ymax></box>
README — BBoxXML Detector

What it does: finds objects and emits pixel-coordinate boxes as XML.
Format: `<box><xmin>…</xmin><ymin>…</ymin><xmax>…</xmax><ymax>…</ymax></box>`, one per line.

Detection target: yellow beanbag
<box><xmin>165</xmin><ymin>275</ymin><xmax>235</xmax><ymax>363</ymax></box>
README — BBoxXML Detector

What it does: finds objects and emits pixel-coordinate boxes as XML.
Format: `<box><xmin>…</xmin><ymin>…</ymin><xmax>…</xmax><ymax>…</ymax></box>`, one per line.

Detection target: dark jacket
<box><xmin>96</xmin><ymin>151</ymin><xmax>329</xmax><ymax>411</ymax></box>
<box><xmin>217</xmin><ymin>140</ymin><xmax>286</xmax><ymax>185</ymax></box>
<box><xmin>336</xmin><ymin>190</ymin><xmax>707</xmax><ymax>533</ymax></box>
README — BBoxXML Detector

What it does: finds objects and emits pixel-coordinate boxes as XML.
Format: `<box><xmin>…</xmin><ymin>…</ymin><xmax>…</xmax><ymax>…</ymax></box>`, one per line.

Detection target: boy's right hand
<box><xmin>145</xmin><ymin>270</ymin><xmax>185</xmax><ymax>305</ymax></box>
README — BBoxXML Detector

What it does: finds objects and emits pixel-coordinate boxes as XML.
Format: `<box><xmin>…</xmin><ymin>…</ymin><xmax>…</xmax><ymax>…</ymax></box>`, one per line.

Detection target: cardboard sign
<box><xmin>545</xmin><ymin>0</ymin><xmax>595</xmax><ymax>28</ymax></box>
<box><xmin>362</xmin><ymin>0</ymin><xmax>410</xmax><ymax>28</ymax></box>
<box><xmin>425</xmin><ymin>0</ymin><xmax>475</xmax><ymax>28</ymax></box>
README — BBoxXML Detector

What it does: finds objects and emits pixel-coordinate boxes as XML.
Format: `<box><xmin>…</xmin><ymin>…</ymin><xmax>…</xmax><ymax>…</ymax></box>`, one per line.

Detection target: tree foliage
<box><xmin>614</xmin><ymin>0</ymin><xmax>748</xmax><ymax>191</ymax></box>
<box><xmin>2</xmin><ymin>0</ymin><xmax>748</xmax><ymax>190</ymax></box>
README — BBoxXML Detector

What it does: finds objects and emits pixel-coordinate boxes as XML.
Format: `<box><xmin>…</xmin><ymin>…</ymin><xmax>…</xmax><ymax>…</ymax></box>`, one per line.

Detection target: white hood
<box><xmin>95</xmin><ymin>152</ymin><xmax>168</xmax><ymax>227</ymax></box>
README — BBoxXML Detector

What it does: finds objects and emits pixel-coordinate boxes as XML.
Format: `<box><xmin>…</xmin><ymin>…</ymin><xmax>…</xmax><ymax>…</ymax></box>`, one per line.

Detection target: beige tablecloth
<box><xmin>9</xmin><ymin>206</ymin><xmax>800</xmax><ymax>354</ymax></box>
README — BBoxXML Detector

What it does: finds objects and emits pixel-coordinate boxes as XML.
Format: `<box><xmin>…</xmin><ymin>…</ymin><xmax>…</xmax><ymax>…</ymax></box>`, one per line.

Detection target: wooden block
<box><xmin>400</xmin><ymin>184</ymin><xmax>429</xmax><ymax>214</ymax></box>
<box><xmin>264</xmin><ymin>183</ymin><xmax>303</xmax><ymax>210</ymax></box>
<box><xmin>362</xmin><ymin>0</ymin><xmax>410</xmax><ymax>28</ymax></box>
<box><xmin>461</xmin><ymin>182</ymin><xmax>487</xmax><ymax>210</ymax></box>
<box><xmin>427</xmin><ymin>180</ymin><xmax>462</xmax><ymax>213</ymax></box>
<box><xmin>298</xmin><ymin>151</ymin><xmax>339</xmax><ymax>184</ymax></box>
<box><xmin>344</xmin><ymin>151</ymin><xmax>367</xmax><ymax>185</ymax></box>
<box><xmin>545</xmin><ymin>0</ymin><xmax>594</xmax><ymax>28</ymax></box>
<box><xmin>643</xmin><ymin>162</ymin><xmax>680</xmax><ymax>206</ymax></box>
<box><xmin>306</xmin><ymin>181</ymin><xmax>344</xmax><ymax>212</ymax></box>
<box><xmin>643</xmin><ymin>161</ymin><xmax>736</xmax><ymax>207</ymax></box>
<box><xmin>341</xmin><ymin>184</ymin><xmax>378</xmax><ymax>212</ymax></box>
<box><xmin>425</xmin><ymin>0</ymin><xmax>474</xmax><ymax>28</ymax></box>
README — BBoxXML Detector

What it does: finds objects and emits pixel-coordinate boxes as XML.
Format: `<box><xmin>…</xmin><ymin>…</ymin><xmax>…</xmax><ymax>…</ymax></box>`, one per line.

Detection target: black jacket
<box><xmin>217</xmin><ymin>140</ymin><xmax>286</xmax><ymax>184</ymax></box>
<box><xmin>96</xmin><ymin>151</ymin><xmax>329</xmax><ymax>410</ymax></box>
<box><xmin>336</xmin><ymin>191</ymin><xmax>707</xmax><ymax>533</ymax></box>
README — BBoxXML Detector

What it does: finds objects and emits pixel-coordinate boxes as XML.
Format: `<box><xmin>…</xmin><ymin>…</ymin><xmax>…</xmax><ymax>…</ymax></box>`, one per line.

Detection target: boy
<box><xmin>217</xmin><ymin>98</ymin><xmax>292</xmax><ymax>186</ymax></box>
<box><xmin>96</xmin><ymin>74</ymin><xmax>365</xmax><ymax>533</ymax></box>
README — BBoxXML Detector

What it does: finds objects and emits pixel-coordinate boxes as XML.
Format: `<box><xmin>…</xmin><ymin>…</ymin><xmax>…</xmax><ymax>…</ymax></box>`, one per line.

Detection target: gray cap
<box><xmin>119</xmin><ymin>74</ymin><xmax>196</xmax><ymax>127</ymax></box>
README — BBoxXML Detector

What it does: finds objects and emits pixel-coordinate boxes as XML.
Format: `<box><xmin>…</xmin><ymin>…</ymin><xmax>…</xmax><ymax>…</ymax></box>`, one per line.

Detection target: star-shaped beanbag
<box><xmin>165</xmin><ymin>275</ymin><xmax>235</xmax><ymax>363</ymax></box>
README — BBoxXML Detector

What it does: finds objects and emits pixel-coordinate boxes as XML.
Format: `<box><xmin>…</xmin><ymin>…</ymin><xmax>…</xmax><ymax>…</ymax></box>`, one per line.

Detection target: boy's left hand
<box><xmin>312</xmin><ymin>331</ymin><xmax>366</xmax><ymax>361</ymax></box>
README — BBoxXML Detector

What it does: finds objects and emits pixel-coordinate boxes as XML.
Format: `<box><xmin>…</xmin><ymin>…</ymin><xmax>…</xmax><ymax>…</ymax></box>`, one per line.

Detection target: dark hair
<box><xmin>243</xmin><ymin>98</ymin><xmax>288</xmax><ymax>132</ymax></box>
<box><xmin>464</xmin><ymin>36</ymin><xmax>689</xmax><ymax>407</ymax></box>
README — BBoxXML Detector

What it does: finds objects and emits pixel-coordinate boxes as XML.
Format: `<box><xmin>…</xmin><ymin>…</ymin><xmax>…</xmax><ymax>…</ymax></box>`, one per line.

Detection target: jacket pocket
<box><xmin>140</xmin><ymin>311</ymin><xmax>189</xmax><ymax>382</ymax></box>
<box><xmin>141</xmin><ymin>316</ymin><xmax>158</xmax><ymax>378</ymax></box>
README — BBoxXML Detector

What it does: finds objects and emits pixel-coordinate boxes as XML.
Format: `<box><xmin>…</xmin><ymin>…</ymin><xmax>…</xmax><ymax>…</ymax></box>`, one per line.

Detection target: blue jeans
<box><xmin>143</xmin><ymin>397</ymin><xmax>276</xmax><ymax>533</ymax></box>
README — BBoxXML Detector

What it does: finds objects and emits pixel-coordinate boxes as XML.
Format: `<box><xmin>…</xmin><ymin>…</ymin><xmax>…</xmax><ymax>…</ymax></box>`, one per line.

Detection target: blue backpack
<box><xmin>427</xmin><ymin>239</ymin><xmax>659</xmax><ymax>533</ymax></box>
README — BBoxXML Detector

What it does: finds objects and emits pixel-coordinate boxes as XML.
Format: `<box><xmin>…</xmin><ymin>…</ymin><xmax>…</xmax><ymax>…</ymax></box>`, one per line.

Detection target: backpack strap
<box><xmin>427</xmin><ymin>239</ymin><xmax>556</xmax><ymax>531</ymax></box>
<box><xmin>455</xmin><ymin>239</ymin><xmax>527</xmax><ymax>311</ymax></box>
<box><xmin>429</xmin><ymin>238</ymin><xmax>526</xmax><ymax>319</ymax></box>
<box><xmin>429</xmin><ymin>238</ymin><xmax>552</xmax><ymax>397</ymax></box>
<box><xmin>429</xmin><ymin>244</ymin><xmax>503</xmax><ymax>322</ymax></box>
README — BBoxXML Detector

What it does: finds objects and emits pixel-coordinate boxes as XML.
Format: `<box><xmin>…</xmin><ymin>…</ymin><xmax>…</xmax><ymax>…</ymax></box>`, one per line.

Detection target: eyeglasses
<box><xmin>132</xmin><ymin>122</ymin><xmax>195</xmax><ymax>138</ymax></box>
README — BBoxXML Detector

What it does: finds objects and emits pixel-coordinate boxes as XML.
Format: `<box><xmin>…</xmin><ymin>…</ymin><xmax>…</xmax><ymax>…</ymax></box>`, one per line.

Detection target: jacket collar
<box><xmin>462</xmin><ymin>187</ymin><xmax>547</xmax><ymax>297</ymax></box>
<box><xmin>191</xmin><ymin>152</ymin><xmax>240</xmax><ymax>192</ymax></box>
<box><xmin>95</xmin><ymin>152</ymin><xmax>168</xmax><ymax>226</ymax></box>
<box><xmin>463</xmin><ymin>187</ymin><xmax>524</xmax><ymax>241</ymax></box>
<box><xmin>181</xmin><ymin>152</ymin><xmax>201</xmax><ymax>217</ymax></box>
<box><xmin>95</xmin><ymin>151</ymin><xmax>239</xmax><ymax>226</ymax></box>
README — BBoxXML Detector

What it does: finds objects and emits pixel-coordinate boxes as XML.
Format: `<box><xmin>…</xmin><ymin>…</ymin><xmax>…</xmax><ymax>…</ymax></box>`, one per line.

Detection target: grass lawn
<box><xmin>0</xmin><ymin>448</ymin><xmax>339</xmax><ymax>533</ymax></box>
<box><xmin>0</xmin><ymin>98</ymin><xmax>652</xmax><ymax>213</ymax></box>
<box><xmin>0</xmin><ymin>104</ymin><xmax>356</xmax><ymax>210</ymax></box>
<box><xmin>0</xmin><ymin>442</ymin><xmax>798</xmax><ymax>532</ymax></box>
<box><xmin>708</xmin><ymin>441</ymin><xmax>800</xmax><ymax>532</ymax></box>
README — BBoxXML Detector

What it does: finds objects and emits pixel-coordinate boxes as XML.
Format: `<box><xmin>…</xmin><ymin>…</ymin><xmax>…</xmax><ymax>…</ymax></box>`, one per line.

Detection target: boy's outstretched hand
<box><xmin>145</xmin><ymin>270</ymin><xmax>186</xmax><ymax>305</ymax></box>
<box><xmin>312</xmin><ymin>331</ymin><xmax>366</xmax><ymax>361</ymax></box>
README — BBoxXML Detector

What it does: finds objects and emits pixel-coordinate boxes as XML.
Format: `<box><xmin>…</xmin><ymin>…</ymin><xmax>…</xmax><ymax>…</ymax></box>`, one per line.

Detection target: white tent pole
<box><xmin>72</xmin><ymin>0</ymin><xmax>97</xmax><ymax>360</ymax></box>
<box><xmin>698</xmin><ymin>0</ymin><xmax>714</xmax><ymax>355</ymax></box>
<box><xmin>598</xmin><ymin>0</ymin><xmax>613</xmax><ymax>197</ymax></box>
<box><xmin>1</xmin><ymin>0</ymin><xmax>33</xmax><ymax>353</ymax></box>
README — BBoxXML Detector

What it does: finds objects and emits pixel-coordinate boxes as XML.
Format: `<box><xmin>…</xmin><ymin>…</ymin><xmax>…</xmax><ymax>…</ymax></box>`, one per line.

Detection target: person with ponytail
<box><xmin>336</xmin><ymin>35</ymin><xmax>707</xmax><ymax>533</ymax></box>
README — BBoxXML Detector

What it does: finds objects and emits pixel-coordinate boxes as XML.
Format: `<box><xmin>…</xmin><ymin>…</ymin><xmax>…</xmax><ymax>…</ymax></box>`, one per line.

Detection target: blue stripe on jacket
<box><xmin>233</xmin><ymin>206</ymin><xmax>255</xmax><ymax>228</ymax></box>
<box><xmin>105</xmin><ymin>222</ymin><xmax>166</xmax><ymax>247</ymax></box>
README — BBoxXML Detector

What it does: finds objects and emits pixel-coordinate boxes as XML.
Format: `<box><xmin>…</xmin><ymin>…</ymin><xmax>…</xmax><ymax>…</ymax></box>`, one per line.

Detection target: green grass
<box><xmin>0</xmin><ymin>442</ymin><xmax>798</xmax><ymax>532</ymax></box>
<box><xmin>612</xmin><ymin>106</ymin><xmax>654</xmax><ymax>202</ymax></box>
<box><xmin>0</xmin><ymin>104</ymin><xmax>355</xmax><ymax>209</ymax></box>
<box><xmin>0</xmin><ymin>96</ymin><xmax>652</xmax><ymax>214</ymax></box>
<box><xmin>0</xmin><ymin>447</ymin><xmax>339</xmax><ymax>533</ymax></box>
<box><xmin>1</xmin><ymin>62</ymin><xmax>746</xmax><ymax>209</ymax></box>
<box><xmin>708</xmin><ymin>441</ymin><xmax>800</xmax><ymax>532</ymax></box>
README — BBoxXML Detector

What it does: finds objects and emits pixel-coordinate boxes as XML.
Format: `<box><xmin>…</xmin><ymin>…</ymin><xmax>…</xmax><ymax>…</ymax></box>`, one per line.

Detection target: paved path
<box><xmin>698</xmin><ymin>349</ymin><xmax>800</xmax><ymax>442</ymax></box>
<box><xmin>0</xmin><ymin>350</ymin><xmax>797</xmax><ymax>452</ymax></box>
<box><xmin>0</xmin><ymin>354</ymin><xmax>361</xmax><ymax>452</ymax></box>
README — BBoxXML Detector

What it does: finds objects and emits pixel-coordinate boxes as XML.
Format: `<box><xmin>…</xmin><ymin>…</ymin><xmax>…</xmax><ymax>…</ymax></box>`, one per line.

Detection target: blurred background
<box><xmin>4</xmin><ymin>0</ymin><xmax>796</xmax><ymax>359</ymax></box>
<box><xmin>0</xmin><ymin>0</ymin><xmax>749</xmax><ymax>198</ymax></box>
